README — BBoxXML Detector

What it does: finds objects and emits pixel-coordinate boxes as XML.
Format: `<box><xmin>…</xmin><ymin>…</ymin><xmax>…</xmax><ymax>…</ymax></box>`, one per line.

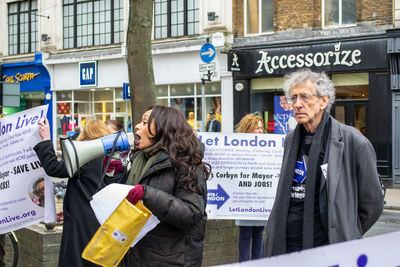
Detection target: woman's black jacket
<box><xmin>34</xmin><ymin>140</ymin><xmax>103</xmax><ymax>267</ymax></box>
<box><xmin>122</xmin><ymin>151</ymin><xmax>208</xmax><ymax>267</ymax></box>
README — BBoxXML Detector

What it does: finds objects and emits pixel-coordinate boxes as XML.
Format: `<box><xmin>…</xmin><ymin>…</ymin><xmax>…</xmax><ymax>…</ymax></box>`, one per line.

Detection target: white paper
<box><xmin>90</xmin><ymin>183</ymin><xmax>159</xmax><ymax>247</ymax></box>
<box><xmin>320</xmin><ymin>163</ymin><xmax>328</xmax><ymax>180</ymax></box>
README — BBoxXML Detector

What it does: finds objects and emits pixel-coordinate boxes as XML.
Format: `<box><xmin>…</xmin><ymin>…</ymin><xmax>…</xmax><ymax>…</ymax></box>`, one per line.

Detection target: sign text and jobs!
<box><xmin>199</xmin><ymin>132</ymin><xmax>284</xmax><ymax>220</ymax></box>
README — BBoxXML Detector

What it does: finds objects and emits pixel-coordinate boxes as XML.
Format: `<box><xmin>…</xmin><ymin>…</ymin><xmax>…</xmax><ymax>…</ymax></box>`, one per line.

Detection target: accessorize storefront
<box><xmin>2</xmin><ymin>52</ymin><xmax>53</xmax><ymax>136</ymax></box>
<box><xmin>228</xmin><ymin>34</ymin><xmax>395</xmax><ymax>182</ymax></box>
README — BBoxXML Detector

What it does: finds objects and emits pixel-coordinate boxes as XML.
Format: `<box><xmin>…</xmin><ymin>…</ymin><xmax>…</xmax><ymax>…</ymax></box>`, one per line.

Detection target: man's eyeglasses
<box><xmin>287</xmin><ymin>93</ymin><xmax>317</xmax><ymax>105</ymax></box>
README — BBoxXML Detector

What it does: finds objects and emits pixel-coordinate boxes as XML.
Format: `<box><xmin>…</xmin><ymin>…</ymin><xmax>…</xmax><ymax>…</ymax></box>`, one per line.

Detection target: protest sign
<box><xmin>0</xmin><ymin>105</ymin><xmax>56</xmax><ymax>234</ymax></box>
<box><xmin>199</xmin><ymin>132</ymin><xmax>285</xmax><ymax>220</ymax></box>
<box><xmin>217</xmin><ymin>231</ymin><xmax>400</xmax><ymax>266</ymax></box>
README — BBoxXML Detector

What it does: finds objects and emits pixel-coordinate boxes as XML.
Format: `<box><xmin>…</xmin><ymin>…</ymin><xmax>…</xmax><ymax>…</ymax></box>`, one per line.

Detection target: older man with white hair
<box><xmin>263</xmin><ymin>69</ymin><xmax>383</xmax><ymax>257</ymax></box>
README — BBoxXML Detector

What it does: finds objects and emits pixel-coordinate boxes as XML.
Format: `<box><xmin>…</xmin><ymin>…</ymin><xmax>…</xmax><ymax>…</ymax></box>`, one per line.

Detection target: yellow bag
<box><xmin>82</xmin><ymin>199</ymin><xmax>152</xmax><ymax>267</ymax></box>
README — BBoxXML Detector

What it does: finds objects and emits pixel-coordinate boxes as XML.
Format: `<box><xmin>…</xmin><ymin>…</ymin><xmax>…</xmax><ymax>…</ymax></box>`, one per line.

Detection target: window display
<box><xmin>156</xmin><ymin>82</ymin><xmax>222</xmax><ymax>131</ymax></box>
<box><xmin>55</xmin><ymin>87</ymin><xmax>131</xmax><ymax>143</ymax></box>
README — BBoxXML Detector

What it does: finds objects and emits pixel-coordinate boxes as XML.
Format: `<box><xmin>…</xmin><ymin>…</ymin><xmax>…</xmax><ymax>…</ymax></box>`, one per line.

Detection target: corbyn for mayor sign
<box><xmin>199</xmin><ymin>132</ymin><xmax>284</xmax><ymax>220</ymax></box>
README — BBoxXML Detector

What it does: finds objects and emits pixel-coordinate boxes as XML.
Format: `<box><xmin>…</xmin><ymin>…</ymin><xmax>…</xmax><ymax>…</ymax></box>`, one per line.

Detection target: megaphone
<box><xmin>61</xmin><ymin>131</ymin><xmax>134</xmax><ymax>178</ymax></box>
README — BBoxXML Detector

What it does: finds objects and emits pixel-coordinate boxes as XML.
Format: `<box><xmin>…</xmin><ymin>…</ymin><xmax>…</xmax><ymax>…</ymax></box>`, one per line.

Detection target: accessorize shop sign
<box><xmin>228</xmin><ymin>39</ymin><xmax>387</xmax><ymax>77</ymax></box>
<box><xmin>199</xmin><ymin>132</ymin><xmax>284</xmax><ymax>220</ymax></box>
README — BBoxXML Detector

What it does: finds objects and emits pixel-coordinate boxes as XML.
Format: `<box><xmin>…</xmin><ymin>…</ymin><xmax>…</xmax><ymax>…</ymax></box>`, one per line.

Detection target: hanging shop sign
<box><xmin>123</xmin><ymin>83</ymin><xmax>130</xmax><ymax>100</ymax></box>
<box><xmin>228</xmin><ymin>39</ymin><xmax>388</xmax><ymax>77</ymax></box>
<box><xmin>79</xmin><ymin>61</ymin><xmax>97</xmax><ymax>87</ymax></box>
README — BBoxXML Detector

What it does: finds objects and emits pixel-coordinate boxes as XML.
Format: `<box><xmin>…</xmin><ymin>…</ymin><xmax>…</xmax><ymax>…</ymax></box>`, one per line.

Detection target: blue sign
<box><xmin>123</xmin><ymin>83</ymin><xmax>130</xmax><ymax>100</ymax></box>
<box><xmin>79</xmin><ymin>61</ymin><xmax>97</xmax><ymax>87</ymax></box>
<box><xmin>200</xmin><ymin>43</ymin><xmax>216</xmax><ymax>63</ymax></box>
<box><xmin>2</xmin><ymin>52</ymin><xmax>53</xmax><ymax>139</ymax></box>
<box><xmin>207</xmin><ymin>184</ymin><xmax>229</xmax><ymax>209</ymax></box>
<box><xmin>273</xmin><ymin>96</ymin><xmax>295</xmax><ymax>134</ymax></box>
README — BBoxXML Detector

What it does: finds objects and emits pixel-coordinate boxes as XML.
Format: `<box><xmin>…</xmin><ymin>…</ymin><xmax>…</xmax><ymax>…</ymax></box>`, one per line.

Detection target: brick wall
<box><xmin>6</xmin><ymin>221</ymin><xmax>238</xmax><ymax>267</ymax></box>
<box><xmin>5</xmin><ymin>224</ymin><xmax>62</xmax><ymax>267</ymax></box>
<box><xmin>232</xmin><ymin>0</ymin><xmax>244</xmax><ymax>37</ymax></box>
<box><xmin>359</xmin><ymin>0</ymin><xmax>392</xmax><ymax>25</ymax></box>
<box><xmin>202</xmin><ymin>220</ymin><xmax>239</xmax><ymax>266</ymax></box>
<box><xmin>275</xmin><ymin>0</ymin><xmax>317</xmax><ymax>31</ymax></box>
<box><xmin>232</xmin><ymin>0</ymin><xmax>392</xmax><ymax>37</ymax></box>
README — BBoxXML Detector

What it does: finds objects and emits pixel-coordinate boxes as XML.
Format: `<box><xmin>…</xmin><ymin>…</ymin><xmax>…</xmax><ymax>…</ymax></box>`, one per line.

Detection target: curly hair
<box><xmin>235</xmin><ymin>112</ymin><xmax>264</xmax><ymax>133</ymax></box>
<box><xmin>282</xmin><ymin>69</ymin><xmax>336</xmax><ymax>113</ymax></box>
<box><xmin>145</xmin><ymin>105</ymin><xmax>211</xmax><ymax>193</ymax></box>
<box><xmin>76</xmin><ymin>120</ymin><xmax>113</xmax><ymax>141</ymax></box>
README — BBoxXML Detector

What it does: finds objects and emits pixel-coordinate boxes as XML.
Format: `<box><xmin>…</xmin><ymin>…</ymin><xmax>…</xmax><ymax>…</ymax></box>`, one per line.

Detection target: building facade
<box><xmin>0</xmin><ymin>0</ymin><xmax>235</xmax><ymax>149</ymax></box>
<box><xmin>229</xmin><ymin>0</ymin><xmax>399</xmax><ymax>183</ymax></box>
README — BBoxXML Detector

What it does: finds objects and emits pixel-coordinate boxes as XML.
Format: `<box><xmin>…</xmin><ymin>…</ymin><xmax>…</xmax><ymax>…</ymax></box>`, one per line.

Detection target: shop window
<box><xmin>115</xmin><ymin>88</ymin><xmax>124</xmax><ymax>100</ymax></box>
<box><xmin>154</xmin><ymin>0</ymin><xmax>199</xmax><ymax>39</ymax></box>
<box><xmin>63</xmin><ymin>0</ymin><xmax>124</xmax><ymax>49</ymax></box>
<box><xmin>8</xmin><ymin>0</ymin><xmax>38</xmax><ymax>55</ymax></box>
<box><xmin>96</xmin><ymin>114</ymin><xmax>111</xmax><ymax>121</ymax></box>
<box><xmin>334</xmin><ymin>105</ymin><xmax>345</xmax><ymax>124</ymax></box>
<box><xmin>156</xmin><ymin>99</ymin><xmax>168</xmax><ymax>106</ymax></box>
<box><xmin>58</xmin><ymin>91</ymin><xmax>73</xmax><ymax>101</ymax></box>
<box><xmin>323</xmin><ymin>0</ymin><xmax>356</xmax><ymax>27</ymax></box>
<box><xmin>57</xmin><ymin>103</ymin><xmax>71</xmax><ymax>115</ymax></box>
<box><xmin>115</xmin><ymin>101</ymin><xmax>127</xmax><ymax>112</ymax></box>
<box><xmin>195</xmin><ymin>82</ymin><xmax>221</xmax><ymax>95</ymax></box>
<box><xmin>250</xmin><ymin>77</ymin><xmax>297</xmax><ymax>134</ymax></box>
<box><xmin>155</xmin><ymin>83</ymin><xmax>222</xmax><ymax>131</ymax></box>
<box><xmin>94</xmin><ymin>89</ymin><xmax>113</xmax><ymax>101</ymax></box>
<box><xmin>74</xmin><ymin>102</ymin><xmax>90</xmax><ymax>114</ymax></box>
<box><xmin>171</xmin><ymin>97</ymin><xmax>195</xmax><ymax>118</ymax></box>
<box><xmin>196</xmin><ymin>97</ymin><xmax>221</xmax><ymax>132</ymax></box>
<box><xmin>332</xmin><ymin>73</ymin><xmax>368</xmax><ymax>99</ymax></box>
<box><xmin>55</xmin><ymin>88</ymin><xmax>131</xmax><ymax>142</ymax></box>
<box><xmin>244</xmin><ymin>0</ymin><xmax>273</xmax><ymax>35</ymax></box>
<box><xmin>155</xmin><ymin>85</ymin><xmax>168</xmax><ymax>97</ymax></box>
<box><xmin>95</xmin><ymin>102</ymin><xmax>113</xmax><ymax>113</ymax></box>
<box><xmin>74</xmin><ymin>90</ymin><xmax>90</xmax><ymax>101</ymax></box>
<box><xmin>171</xmin><ymin>84</ymin><xmax>194</xmax><ymax>96</ymax></box>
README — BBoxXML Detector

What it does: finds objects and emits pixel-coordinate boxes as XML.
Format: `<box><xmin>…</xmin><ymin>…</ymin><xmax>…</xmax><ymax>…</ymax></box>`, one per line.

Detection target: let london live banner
<box><xmin>199</xmin><ymin>132</ymin><xmax>285</xmax><ymax>220</ymax></box>
<box><xmin>0</xmin><ymin>105</ymin><xmax>56</xmax><ymax>234</ymax></box>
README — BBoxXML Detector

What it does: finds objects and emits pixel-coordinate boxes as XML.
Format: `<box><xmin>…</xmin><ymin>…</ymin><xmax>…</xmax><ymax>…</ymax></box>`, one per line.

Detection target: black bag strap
<box><xmin>67</xmin><ymin>137</ymin><xmax>93</xmax><ymax>202</ymax></box>
<box><xmin>95</xmin><ymin>130</ymin><xmax>123</xmax><ymax>193</ymax></box>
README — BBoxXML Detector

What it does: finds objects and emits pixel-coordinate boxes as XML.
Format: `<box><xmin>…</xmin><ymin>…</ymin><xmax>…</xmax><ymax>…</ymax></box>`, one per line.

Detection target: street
<box><xmin>364</xmin><ymin>209</ymin><xmax>400</xmax><ymax>237</ymax></box>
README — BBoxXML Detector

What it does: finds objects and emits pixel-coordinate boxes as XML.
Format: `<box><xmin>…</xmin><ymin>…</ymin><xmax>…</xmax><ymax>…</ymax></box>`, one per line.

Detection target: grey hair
<box><xmin>282</xmin><ymin>69</ymin><xmax>336</xmax><ymax>113</ymax></box>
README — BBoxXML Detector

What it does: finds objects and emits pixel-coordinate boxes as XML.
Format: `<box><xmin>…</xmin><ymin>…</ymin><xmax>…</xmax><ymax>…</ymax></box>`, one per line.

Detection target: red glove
<box><xmin>103</xmin><ymin>156</ymin><xmax>123</xmax><ymax>174</ymax></box>
<box><xmin>126</xmin><ymin>185</ymin><xmax>144</xmax><ymax>205</ymax></box>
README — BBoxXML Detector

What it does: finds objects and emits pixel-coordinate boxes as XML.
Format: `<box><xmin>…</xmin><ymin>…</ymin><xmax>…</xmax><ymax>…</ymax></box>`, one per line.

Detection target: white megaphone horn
<box><xmin>60</xmin><ymin>131</ymin><xmax>135</xmax><ymax>178</ymax></box>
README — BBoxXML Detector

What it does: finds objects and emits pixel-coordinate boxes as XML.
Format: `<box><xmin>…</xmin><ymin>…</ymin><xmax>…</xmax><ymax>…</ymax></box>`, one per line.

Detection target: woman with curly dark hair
<box><xmin>121</xmin><ymin>105</ymin><xmax>211</xmax><ymax>267</ymax></box>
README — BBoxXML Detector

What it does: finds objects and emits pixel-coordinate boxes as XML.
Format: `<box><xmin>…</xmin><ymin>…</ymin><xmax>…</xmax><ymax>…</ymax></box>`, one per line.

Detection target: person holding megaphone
<box><xmin>120</xmin><ymin>105</ymin><xmax>211</xmax><ymax>267</ymax></box>
<box><xmin>34</xmin><ymin>118</ymin><xmax>113</xmax><ymax>267</ymax></box>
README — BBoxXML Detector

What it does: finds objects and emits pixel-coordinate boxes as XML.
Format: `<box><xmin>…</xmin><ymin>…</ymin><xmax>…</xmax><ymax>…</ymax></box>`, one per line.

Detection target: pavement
<box><xmin>385</xmin><ymin>188</ymin><xmax>400</xmax><ymax>210</ymax></box>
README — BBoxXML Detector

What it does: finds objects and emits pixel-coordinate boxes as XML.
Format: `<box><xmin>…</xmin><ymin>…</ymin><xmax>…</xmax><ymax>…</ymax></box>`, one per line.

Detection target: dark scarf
<box><xmin>125</xmin><ymin>142</ymin><xmax>163</xmax><ymax>186</ymax></box>
<box><xmin>274</xmin><ymin>112</ymin><xmax>331</xmax><ymax>254</ymax></box>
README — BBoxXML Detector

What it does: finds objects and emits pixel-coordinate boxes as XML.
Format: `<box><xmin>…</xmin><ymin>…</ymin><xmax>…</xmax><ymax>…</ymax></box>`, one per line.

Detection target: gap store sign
<box><xmin>79</xmin><ymin>61</ymin><xmax>97</xmax><ymax>87</ymax></box>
